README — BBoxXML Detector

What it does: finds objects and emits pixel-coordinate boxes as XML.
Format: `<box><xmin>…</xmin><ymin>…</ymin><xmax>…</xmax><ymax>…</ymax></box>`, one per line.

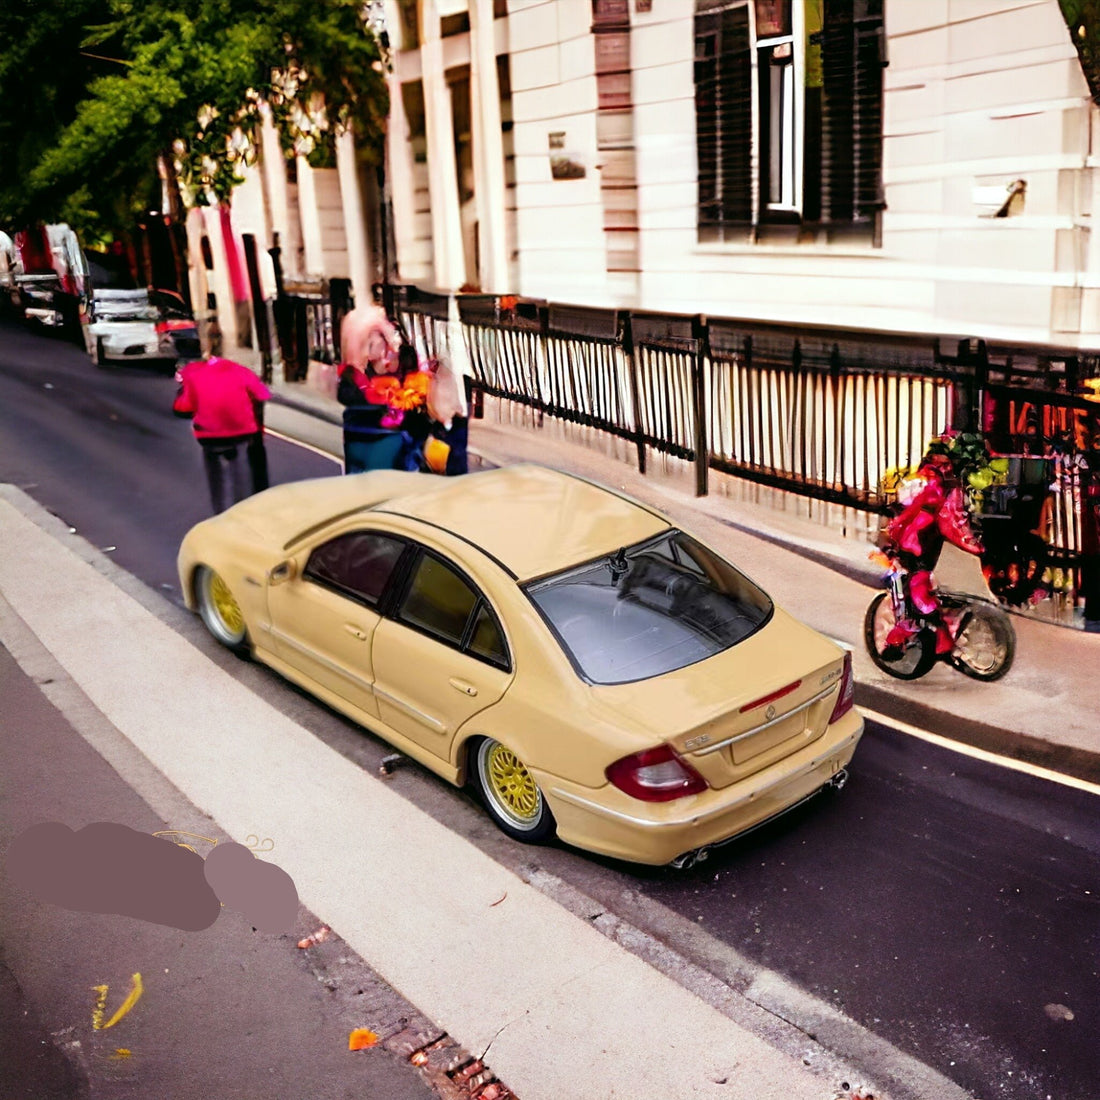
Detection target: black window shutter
<box><xmin>821</xmin><ymin>0</ymin><xmax>884</xmax><ymax>228</ymax></box>
<box><xmin>695</xmin><ymin>4</ymin><xmax>751</xmax><ymax>234</ymax></box>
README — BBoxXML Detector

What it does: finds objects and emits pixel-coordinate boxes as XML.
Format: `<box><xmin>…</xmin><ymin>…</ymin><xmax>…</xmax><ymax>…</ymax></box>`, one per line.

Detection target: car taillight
<box><xmin>829</xmin><ymin>651</ymin><xmax>855</xmax><ymax>723</ymax></box>
<box><xmin>606</xmin><ymin>745</ymin><xmax>708</xmax><ymax>802</ymax></box>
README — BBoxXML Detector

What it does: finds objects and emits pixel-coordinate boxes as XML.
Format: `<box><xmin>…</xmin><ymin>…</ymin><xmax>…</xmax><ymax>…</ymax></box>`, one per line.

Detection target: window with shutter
<box><xmin>693</xmin><ymin>0</ymin><xmax>884</xmax><ymax>243</ymax></box>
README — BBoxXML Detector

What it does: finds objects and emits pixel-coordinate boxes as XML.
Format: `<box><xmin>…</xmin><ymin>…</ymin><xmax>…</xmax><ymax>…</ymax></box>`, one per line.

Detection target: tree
<box><xmin>0</xmin><ymin>0</ymin><xmax>389</xmax><ymax>241</ymax></box>
<box><xmin>0</xmin><ymin>0</ymin><xmax>119</xmax><ymax>237</ymax></box>
<box><xmin>1060</xmin><ymin>2</ymin><xmax>1100</xmax><ymax>102</ymax></box>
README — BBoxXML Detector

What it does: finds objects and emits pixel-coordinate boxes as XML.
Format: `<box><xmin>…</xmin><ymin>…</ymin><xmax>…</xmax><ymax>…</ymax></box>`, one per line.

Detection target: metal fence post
<box><xmin>692</xmin><ymin>314</ymin><xmax>710</xmax><ymax>497</ymax></box>
<box><xmin>951</xmin><ymin>338</ymin><xmax>986</xmax><ymax>433</ymax></box>
<box><xmin>292</xmin><ymin>297</ymin><xmax>309</xmax><ymax>382</ymax></box>
<box><xmin>329</xmin><ymin>277</ymin><xmax>353</xmax><ymax>363</ymax></box>
<box><xmin>242</xmin><ymin>233</ymin><xmax>272</xmax><ymax>383</ymax></box>
<box><xmin>620</xmin><ymin>312</ymin><xmax>647</xmax><ymax>476</ymax></box>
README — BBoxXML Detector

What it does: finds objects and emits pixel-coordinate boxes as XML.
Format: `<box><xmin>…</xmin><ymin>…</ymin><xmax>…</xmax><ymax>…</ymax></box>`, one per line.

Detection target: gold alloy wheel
<box><xmin>209</xmin><ymin>572</ymin><xmax>244</xmax><ymax>636</ymax></box>
<box><xmin>198</xmin><ymin>566</ymin><xmax>247</xmax><ymax>648</ymax></box>
<box><xmin>483</xmin><ymin>742</ymin><xmax>541</xmax><ymax>827</ymax></box>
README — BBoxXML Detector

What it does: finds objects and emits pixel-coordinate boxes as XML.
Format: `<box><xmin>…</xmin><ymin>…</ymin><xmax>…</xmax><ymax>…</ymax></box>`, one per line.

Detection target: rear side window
<box><xmin>395</xmin><ymin>552</ymin><xmax>511</xmax><ymax>669</ymax></box>
<box><xmin>526</xmin><ymin>530</ymin><xmax>772</xmax><ymax>684</ymax></box>
<box><xmin>467</xmin><ymin>604</ymin><xmax>508</xmax><ymax>666</ymax></box>
<box><xmin>304</xmin><ymin>531</ymin><xmax>406</xmax><ymax>606</ymax></box>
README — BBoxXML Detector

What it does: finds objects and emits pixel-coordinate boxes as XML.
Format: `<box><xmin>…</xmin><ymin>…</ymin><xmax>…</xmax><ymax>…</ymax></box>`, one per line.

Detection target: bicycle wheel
<box><xmin>863</xmin><ymin>592</ymin><xmax>937</xmax><ymax>680</ymax></box>
<box><xmin>945</xmin><ymin>599</ymin><xmax>1015</xmax><ymax>682</ymax></box>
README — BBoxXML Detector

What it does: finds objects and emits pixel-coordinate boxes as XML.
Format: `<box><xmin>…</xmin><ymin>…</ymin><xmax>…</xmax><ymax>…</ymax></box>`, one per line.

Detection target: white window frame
<box><xmin>749</xmin><ymin>1</ymin><xmax>805</xmax><ymax>219</ymax></box>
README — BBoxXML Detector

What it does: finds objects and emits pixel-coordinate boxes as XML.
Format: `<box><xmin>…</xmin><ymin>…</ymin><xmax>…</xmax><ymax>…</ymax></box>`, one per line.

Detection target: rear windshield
<box><xmin>525</xmin><ymin>530</ymin><xmax>772</xmax><ymax>684</ymax></box>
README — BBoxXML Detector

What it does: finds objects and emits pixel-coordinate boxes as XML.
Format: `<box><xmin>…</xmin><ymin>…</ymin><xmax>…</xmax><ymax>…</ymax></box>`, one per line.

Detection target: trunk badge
<box><xmin>766</xmin><ymin>704</ymin><xmax>776</xmax><ymax>720</ymax></box>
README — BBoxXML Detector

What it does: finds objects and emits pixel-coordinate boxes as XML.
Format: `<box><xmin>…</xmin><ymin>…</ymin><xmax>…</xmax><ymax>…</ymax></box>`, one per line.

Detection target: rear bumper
<box><xmin>99</xmin><ymin>341</ymin><xmax>170</xmax><ymax>361</ymax></box>
<box><xmin>540</xmin><ymin>709</ymin><xmax>864</xmax><ymax>866</ymax></box>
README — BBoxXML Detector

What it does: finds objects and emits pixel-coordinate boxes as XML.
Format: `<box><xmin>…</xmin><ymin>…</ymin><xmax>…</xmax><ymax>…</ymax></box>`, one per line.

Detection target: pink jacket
<box><xmin>174</xmin><ymin>357</ymin><xmax>271</xmax><ymax>438</ymax></box>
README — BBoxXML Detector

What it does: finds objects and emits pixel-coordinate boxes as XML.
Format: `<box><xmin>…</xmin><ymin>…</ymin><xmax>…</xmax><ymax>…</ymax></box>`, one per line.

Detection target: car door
<box><xmin>370</xmin><ymin>548</ymin><xmax>514</xmax><ymax>761</ymax></box>
<box><xmin>266</xmin><ymin>529</ymin><xmax>409</xmax><ymax>719</ymax></box>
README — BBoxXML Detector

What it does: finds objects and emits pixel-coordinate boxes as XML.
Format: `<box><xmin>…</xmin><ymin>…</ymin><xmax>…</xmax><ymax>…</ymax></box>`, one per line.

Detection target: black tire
<box><xmin>471</xmin><ymin>737</ymin><xmax>556</xmax><ymax>844</ymax></box>
<box><xmin>863</xmin><ymin>592</ymin><xmax>938</xmax><ymax>680</ymax></box>
<box><xmin>95</xmin><ymin>337</ymin><xmax>111</xmax><ymax>368</ymax></box>
<box><xmin>945</xmin><ymin>599</ymin><xmax>1015</xmax><ymax>682</ymax></box>
<box><xmin>194</xmin><ymin>565</ymin><xmax>250</xmax><ymax>654</ymax></box>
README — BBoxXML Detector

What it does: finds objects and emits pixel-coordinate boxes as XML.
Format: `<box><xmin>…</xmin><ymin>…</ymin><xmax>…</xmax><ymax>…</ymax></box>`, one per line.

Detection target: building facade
<box><xmin>384</xmin><ymin>0</ymin><xmax>1100</xmax><ymax>348</ymax></box>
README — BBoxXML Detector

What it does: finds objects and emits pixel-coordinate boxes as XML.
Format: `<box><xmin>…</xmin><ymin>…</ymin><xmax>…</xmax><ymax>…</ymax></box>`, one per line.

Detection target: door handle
<box><xmin>343</xmin><ymin>624</ymin><xmax>367</xmax><ymax>641</ymax></box>
<box><xmin>449</xmin><ymin>677</ymin><xmax>478</xmax><ymax>697</ymax></box>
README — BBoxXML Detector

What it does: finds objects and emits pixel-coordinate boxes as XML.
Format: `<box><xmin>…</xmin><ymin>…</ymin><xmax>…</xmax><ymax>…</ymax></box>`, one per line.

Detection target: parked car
<box><xmin>88</xmin><ymin>287</ymin><xmax>200</xmax><ymax>368</ymax></box>
<box><xmin>177</xmin><ymin>465</ymin><xmax>863</xmax><ymax>867</ymax></box>
<box><xmin>1</xmin><ymin>225</ymin><xmax>89</xmax><ymax>337</ymax></box>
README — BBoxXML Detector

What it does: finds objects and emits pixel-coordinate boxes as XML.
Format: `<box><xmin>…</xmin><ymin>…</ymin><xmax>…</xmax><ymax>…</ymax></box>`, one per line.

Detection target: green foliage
<box><xmin>1059</xmin><ymin>0</ymin><xmax>1100</xmax><ymax>101</ymax></box>
<box><xmin>0</xmin><ymin>0</ymin><xmax>388</xmax><ymax>237</ymax></box>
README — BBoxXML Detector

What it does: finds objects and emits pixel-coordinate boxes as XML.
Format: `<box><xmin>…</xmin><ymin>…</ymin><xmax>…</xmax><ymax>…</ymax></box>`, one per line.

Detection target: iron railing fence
<box><xmin>382</xmin><ymin>283</ymin><xmax>1096</xmax><ymax>573</ymax></box>
<box><xmin>275</xmin><ymin>279</ymin><xmax>353</xmax><ymax>382</ymax></box>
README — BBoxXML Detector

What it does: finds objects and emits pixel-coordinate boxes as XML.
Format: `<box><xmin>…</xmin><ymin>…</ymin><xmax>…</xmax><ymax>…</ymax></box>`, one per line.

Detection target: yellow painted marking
<box><xmin>110</xmin><ymin>1048</ymin><xmax>132</xmax><ymax>1060</ymax></box>
<box><xmin>264</xmin><ymin>427</ymin><xmax>342</xmax><ymax>465</ymax></box>
<box><xmin>91</xmin><ymin>985</ymin><xmax>108</xmax><ymax>1030</ymax></box>
<box><xmin>858</xmin><ymin>706</ymin><xmax>1100</xmax><ymax>797</ymax></box>
<box><xmin>92</xmin><ymin>973</ymin><xmax>144</xmax><ymax>1030</ymax></box>
<box><xmin>153</xmin><ymin>830</ymin><xmax>218</xmax><ymax>854</ymax></box>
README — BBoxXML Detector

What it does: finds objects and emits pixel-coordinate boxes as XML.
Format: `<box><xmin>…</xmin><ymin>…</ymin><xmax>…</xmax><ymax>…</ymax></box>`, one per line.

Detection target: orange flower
<box><xmin>388</xmin><ymin>370</ymin><xmax>429</xmax><ymax>411</ymax></box>
<box><xmin>364</xmin><ymin>375</ymin><xmax>400</xmax><ymax>404</ymax></box>
<box><xmin>405</xmin><ymin>371</ymin><xmax>429</xmax><ymax>396</ymax></box>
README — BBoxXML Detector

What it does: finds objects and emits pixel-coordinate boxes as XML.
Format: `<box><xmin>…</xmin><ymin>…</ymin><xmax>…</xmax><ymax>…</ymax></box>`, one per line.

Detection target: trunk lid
<box><xmin>597</xmin><ymin>608</ymin><xmax>847</xmax><ymax>789</ymax></box>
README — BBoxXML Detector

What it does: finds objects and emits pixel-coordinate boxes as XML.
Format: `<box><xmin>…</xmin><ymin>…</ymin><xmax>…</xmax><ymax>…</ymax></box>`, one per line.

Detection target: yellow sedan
<box><xmin>177</xmin><ymin>465</ymin><xmax>863</xmax><ymax>867</ymax></box>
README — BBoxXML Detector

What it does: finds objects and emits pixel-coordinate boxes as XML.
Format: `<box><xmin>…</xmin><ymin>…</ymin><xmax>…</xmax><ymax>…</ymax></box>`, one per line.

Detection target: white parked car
<box><xmin>88</xmin><ymin>288</ymin><xmax>199</xmax><ymax>368</ymax></box>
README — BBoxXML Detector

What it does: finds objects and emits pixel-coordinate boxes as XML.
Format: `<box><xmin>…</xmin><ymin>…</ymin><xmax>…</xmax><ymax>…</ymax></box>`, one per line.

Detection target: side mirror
<box><xmin>267</xmin><ymin>560</ymin><xmax>297</xmax><ymax>585</ymax></box>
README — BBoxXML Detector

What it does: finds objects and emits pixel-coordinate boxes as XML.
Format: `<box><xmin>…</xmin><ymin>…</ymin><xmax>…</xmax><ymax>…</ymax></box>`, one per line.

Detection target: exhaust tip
<box><xmin>669</xmin><ymin>846</ymin><xmax>712</xmax><ymax>871</ymax></box>
<box><xmin>829</xmin><ymin>768</ymin><xmax>850</xmax><ymax>792</ymax></box>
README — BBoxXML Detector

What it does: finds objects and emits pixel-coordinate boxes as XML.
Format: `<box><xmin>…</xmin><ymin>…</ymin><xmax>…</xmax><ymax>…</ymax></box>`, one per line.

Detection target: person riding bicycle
<box><xmin>878</xmin><ymin>437</ymin><xmax>985</xmax><ymax>658</ymax></box>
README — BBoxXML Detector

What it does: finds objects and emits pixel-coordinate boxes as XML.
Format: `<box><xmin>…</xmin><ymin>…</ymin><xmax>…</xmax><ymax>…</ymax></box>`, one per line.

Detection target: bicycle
<box><xmin>864</xmin><ymin>567</ymin><xmax>1016</xmax><ymax>681</ymax></box>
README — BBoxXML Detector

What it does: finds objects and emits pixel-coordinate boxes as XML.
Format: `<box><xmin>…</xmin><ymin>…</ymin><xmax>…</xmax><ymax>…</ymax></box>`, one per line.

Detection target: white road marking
<box><xmin>858</xmin><ymin>705</ymin><xmax>1100</xmax><ymax>797</ymax></box>
<box><xmin>264</xmin><ymin>427</ymin><xmax>342</xmax><ymax>466</ymax></box>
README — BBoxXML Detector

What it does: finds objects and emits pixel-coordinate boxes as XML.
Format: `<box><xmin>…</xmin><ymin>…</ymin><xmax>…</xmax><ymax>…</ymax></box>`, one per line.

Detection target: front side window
<box><xmin>304</xmin><ymin>531</ymin><xmax>406</xmax><ymax>607</ymax></box>
<box><xmin>694</xmin><ymin>0</ymin><xmax>885</xmax><ymax>241</ymax></box>
<box><xmin>526</xmin><ymin>531</ymin><xmax>773</xmax><ymax>685</ymax></box>
<box><xmin>398</xmin><ymin>554</ymin><xmax>479</xmax><ymax>646</ymax></box>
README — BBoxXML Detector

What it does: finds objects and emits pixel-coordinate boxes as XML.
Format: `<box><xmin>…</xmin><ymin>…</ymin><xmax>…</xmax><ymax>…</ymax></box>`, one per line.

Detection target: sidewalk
<box><xmin>263</xmin><ymin>371</ymin><xmax>1100</xmax><ymax>783</ymax></box>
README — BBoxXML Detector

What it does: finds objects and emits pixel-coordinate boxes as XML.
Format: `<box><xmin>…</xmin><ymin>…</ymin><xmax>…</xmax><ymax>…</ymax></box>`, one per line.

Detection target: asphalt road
<box><xmin>1</xmin><ymin>318</ymin><xmax>1096</xmax><ymax>1100</ymax></box>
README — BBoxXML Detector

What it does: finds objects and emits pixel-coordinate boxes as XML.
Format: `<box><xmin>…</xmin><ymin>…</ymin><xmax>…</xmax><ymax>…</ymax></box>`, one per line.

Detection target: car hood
<box><xmin>223</xmin><ymin>470</ymin><xmax>434</xmax><ymax>550</ymax></box>
<box><xmin>594</xmin><ymin>607</ymin><xmax>847</xmax><ymax>789</ymax></box>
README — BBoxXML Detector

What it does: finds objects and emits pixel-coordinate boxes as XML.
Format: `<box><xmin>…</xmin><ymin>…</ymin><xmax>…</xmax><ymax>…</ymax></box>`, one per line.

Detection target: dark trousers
<box><xmin>200</xmin><ymin>433</ymin><xmax>263</xmax><ymax>513</ymax></box>
<box><xmin>444</xmin><ymin>416</ymin><xmax>469</xmax><ymax>476</ymax></box>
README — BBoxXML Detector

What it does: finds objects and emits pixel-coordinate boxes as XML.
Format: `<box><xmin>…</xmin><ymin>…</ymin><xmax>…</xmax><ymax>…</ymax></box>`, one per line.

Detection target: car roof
<box><xmin>377</xmin><ymin>464</ymin><xmax>669</xmax><ymax>582</ymax></box>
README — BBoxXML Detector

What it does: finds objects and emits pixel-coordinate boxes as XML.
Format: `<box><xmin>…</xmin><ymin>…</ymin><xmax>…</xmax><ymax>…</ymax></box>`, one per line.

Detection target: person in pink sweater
<box><xmin>173</xmin><ymin>340</ymin><xmax>272</xmax><ymax>513</ymax></box>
